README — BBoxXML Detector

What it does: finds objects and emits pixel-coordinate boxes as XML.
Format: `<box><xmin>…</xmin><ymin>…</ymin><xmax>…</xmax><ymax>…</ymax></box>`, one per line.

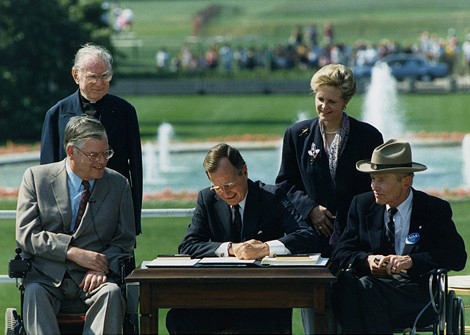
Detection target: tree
<box><xmin>0</xmin><ymin>0</ymin><xmax>113</xmax><ymax>142</ymax></box>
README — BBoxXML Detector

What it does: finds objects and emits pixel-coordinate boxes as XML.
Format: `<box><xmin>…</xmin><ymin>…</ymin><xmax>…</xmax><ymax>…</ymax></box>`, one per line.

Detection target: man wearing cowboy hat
<box><xmin>331</xmin><ymin>139</ymin><xmax>466</xmax><ymax>333</ymax></box>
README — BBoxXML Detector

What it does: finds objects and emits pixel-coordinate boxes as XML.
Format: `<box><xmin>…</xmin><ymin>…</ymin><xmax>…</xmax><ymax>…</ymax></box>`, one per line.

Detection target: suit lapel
<box><xmin>99</xmin><ymin>95</ymin><xmax>118</xmax><ymax>137</ymax></box>
<box><xmin>242</xmin><ymin>181</ymin><xmax>262</xmax><ymax>241</ymax></box>
<box><xmin>51</xmin><ymin>160</ymin><xmax>72</xmax><ymax>233</ymax></box>
<box><xmin>214</xmin><ymin>195</ymin><xmax>234</xmax><ymax>239</ymax></box>
<box><xmin>366</xmin><ymin>202</ymin><xmax>386</xmax><ymax>252</ymax></box>
<box><xmin>311</xmin><ymin>121</ymin><xmax>324</xmax><ymax>162</ymax></box>
<box><xmin>307</xmin><ymin>121</ymin><xmax>334</xmax><ymax>194</ymax></box>
<box><xmin>73</xmin><ymin>171</ymin><xmax>110</xmax><ymax>237</ymax></box>
<box><xmin>403</xmin><ymin>189</ymin><xmax>425</xmax><ymax>255</ymax></box>
<box><xmin>59</xmin><ymin>90</ymin><xmax>82</xmax><ymax>123</ymax></box>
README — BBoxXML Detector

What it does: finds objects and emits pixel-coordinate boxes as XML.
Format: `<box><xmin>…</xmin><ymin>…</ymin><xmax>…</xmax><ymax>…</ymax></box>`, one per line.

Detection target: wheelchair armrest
<box><xmin>8</xmin><ymin>248</ymin><xmax>31</xmax><ymax>278</ymax></box>
<box><xmin>9</xmin><ymin>248</ymin><xmax>135</xmax><ymax>282</ymax></box>
<box><xmin>119</xmin><ymin>255</ymin><xmax>135</xmax><ymax>285</ymax></box>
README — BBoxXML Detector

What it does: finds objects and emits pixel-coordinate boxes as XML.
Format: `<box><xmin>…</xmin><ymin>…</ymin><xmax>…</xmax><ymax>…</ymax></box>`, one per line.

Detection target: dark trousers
<box><xmin>166</xmin><ymin>308</ymin><xmax>292</xmax><ymax>334</ymax></box>
<box><xmin>333</xmin><ymin>271</ymin><xmax>435</xmax><ymax>334</ymax></box>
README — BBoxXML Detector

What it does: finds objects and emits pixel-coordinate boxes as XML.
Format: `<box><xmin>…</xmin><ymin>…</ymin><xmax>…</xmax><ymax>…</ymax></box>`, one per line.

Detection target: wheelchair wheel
<box><xmin>5</xmin><ymin>308</ymin><xmax>18</xmax><ymax>335</ymax></box>
<box><xmin>446</xmin><ymin>290</ymin><xmax>456</xmax><ymax>335</ymax></box>
<box><xmin>451</xmin><ymin>297</ymin><xmax>465</xmax><ymax>335</ymax></box>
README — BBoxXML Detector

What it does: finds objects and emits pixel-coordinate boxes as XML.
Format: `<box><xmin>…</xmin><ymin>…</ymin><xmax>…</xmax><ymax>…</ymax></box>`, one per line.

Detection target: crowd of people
<box><xmin>154</xmin><ymin>24</ymin><xmax>470</xmax><ymax>76</ymax></box>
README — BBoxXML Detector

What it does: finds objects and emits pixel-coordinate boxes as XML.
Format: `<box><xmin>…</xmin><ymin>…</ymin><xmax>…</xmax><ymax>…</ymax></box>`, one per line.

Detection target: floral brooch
<box><xmin>307</xmin><ymin>142</ymin><xmax>320</xmax><ymax>164</ymax></box>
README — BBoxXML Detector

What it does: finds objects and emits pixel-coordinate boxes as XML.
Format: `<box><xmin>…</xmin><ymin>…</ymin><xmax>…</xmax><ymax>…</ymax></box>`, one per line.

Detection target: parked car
<box><xmin>353</xmin><ymin>53</ymin><xmax>449</xmax><ymax>81</ymax></box>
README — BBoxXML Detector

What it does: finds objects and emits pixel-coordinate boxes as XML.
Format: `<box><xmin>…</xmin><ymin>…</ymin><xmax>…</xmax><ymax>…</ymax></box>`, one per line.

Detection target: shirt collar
<box><xmin>234</xmin><ymin>191</ymin><xmax>248</xmax><ymax>211</ymax></box>
<box><xmin>66</xmin><ymin>160</ymin><xmax>95</xmax><ymax>191</ymax></box>
<box><xmin>79</xmin><ymin>92</ymin><xmax>102</xmax><ymax>112</ymax></box>
<box><xmin>386</xmin><ymin>189</ymin><xmax>413</xmax><ymax>216</ymax></box>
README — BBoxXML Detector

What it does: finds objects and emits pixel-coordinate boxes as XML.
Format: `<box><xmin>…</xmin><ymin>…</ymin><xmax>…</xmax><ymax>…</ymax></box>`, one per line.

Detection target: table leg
<box><xmin>139</xmin><ymin>283</ymin><xmax>157</xmax><ymax>334</ymax></box>
<box><xmin>312</xmin><ymin>285</ymin><xmax>329</xmax><ymax>334</ymax></box>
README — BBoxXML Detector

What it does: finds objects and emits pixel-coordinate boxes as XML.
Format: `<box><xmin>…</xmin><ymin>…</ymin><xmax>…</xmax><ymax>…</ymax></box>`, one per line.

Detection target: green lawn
<box><xmin>1</xmin><ymin>198</ymin><xmax>470</xmax><ymax>333</ymax></box>
<box><xmin>118</xmin><ymin>0</ymin><xmax>470</xmax><ymax>47</ymax></box>
<box><xmin>126</xmin><ymin>92</ymin><xmax>470</xmax><ymax>142</ymax></box>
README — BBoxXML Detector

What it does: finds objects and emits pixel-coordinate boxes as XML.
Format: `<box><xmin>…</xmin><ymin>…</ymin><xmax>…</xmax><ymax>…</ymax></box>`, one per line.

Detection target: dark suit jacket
<box><xmin>276</xmin><ymin>116</ymin><xmax>383</xmax><ymax>239</ymax></box>
<box><xmin>332</xmin><ymin>190</ymin><xmax>467</xmax><ymax>280</ymax></box>
<box><xmin>179</xmin><ymin>179</ymin><xmax>319</xmax><ymax>258</ymax></box>
<box><xmin>40</xmin><ymin>90</ymin><xmax>143</xmax><ymax>234</ymax></box>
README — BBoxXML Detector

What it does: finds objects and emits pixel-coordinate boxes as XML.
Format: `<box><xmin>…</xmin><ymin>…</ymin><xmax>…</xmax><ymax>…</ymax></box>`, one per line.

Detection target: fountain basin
<box><xmin>0</xmin><ymin>140</ymin><xmax>464</xmax><ymax>195</ymax></box>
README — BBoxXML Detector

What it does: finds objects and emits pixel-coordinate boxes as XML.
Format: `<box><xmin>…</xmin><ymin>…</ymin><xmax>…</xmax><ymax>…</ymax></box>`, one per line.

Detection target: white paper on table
<box><xmin>261</xmin><ymin>255</ymin><xmax>329</xmax><ymax>266</ymax></box>
<box><xmin>316</xmin><ymin>257</ymin><xmax>329</xmax><ymax>266</ymax></box>
<box><xmin>146</xmin><ymin>259</ymin><xmax>200</xmax><ymax>267</ymax></box>
<box><xmin>198</xmin><ymin>257</ymin><xmax>257</xmax><ymax>264</ymax></box>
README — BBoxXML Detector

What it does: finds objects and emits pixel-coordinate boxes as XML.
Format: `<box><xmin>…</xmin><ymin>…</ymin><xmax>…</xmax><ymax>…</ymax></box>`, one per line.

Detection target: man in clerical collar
<box><xmin>72</xmin><ymin>45</ymin><xmax>113</xmax><ymax>118</ymax></box>
<box><xmin>40</xmin><ymin>43</ymin><xmax>143</xmax><ymax>236</ymax></box>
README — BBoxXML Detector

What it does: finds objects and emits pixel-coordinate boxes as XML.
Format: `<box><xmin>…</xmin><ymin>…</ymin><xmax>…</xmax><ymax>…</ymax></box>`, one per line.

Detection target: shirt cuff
<box><xmin>265</xmin><ymin>240</ymin><xmax>290</xmax><ymax>257</ymax></box>
<box><xmin>215</xmin><ymin>242</ymin><xmax>231</xmax><ymax>257</ymax></box>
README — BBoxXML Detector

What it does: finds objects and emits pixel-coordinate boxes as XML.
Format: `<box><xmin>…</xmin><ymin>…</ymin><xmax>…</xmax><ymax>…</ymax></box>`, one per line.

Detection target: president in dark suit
<box><xmin>40</xmin><ymin>43</ymin><xmax>143</xmax><ymax>235</ymax></box>
<box><xmin>166</xmin><ymin>143</ymin><xmax>320</xmax><ymax>334</ymax></box>
<box><xmin>17</xmin><ymin>116</ymin><xmax>136</xmax><ymax>334</ymax></box>
<box><xmin>332</xmin><ymin>140</ymin><xmax>467</xmax><ymax>334</ymax></box>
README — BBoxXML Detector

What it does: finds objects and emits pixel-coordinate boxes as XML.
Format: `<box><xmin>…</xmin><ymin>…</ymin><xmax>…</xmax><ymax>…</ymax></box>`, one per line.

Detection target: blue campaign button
<box><xmin>406</xmin><ymin>232</ymin><xmax>420</xmax><ymax>245</ymax></box>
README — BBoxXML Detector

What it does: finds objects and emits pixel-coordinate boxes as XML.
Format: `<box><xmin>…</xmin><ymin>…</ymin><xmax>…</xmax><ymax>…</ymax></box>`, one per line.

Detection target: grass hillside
<box><xmin>119</xmin><ymin>0</ymin><xmax>470</xmax><ymax>46</ymax></box>
<box><xmin>114</xmin><ymin>0</ymin><xmax>470</xmax><ymax>71</ymax></box>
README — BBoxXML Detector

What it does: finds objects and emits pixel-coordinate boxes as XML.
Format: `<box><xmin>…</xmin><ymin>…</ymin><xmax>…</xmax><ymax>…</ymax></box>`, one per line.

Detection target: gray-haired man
<box><xmin>167</xmin><ymin>143</ymin><xmax>319</xmax><ymax>334</ymax></box>
<box><xmin>332</xmin><ymin>139</ymin><xmax>466</xmax><ymax>333</ymax></box>
<box><xmin>40</xmin><ymin>43</ymin><xmax>143</xmax><ymax>235</ymax></box>
<box><xmin>17</xmin><ymin>115</ymin><xmax>136</xmax><ymax>334</ymax></box>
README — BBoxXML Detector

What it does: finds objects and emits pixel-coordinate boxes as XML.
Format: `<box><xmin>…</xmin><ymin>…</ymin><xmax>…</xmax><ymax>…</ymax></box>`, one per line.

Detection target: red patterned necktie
<box><xmin>74</xmin><ymin>180</ymin><xmax>90</xmax><ymax>232</ymax></box>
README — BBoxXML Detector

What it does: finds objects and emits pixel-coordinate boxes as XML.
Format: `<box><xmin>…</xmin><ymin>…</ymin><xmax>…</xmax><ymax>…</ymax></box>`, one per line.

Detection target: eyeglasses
<box><xmin>210</xmin><ymin>181</ymin><xmax>238</xmax><ymax>193</ymax></box>
<box><xmin>80</xmin><ymin>71</ymin><xmax>113</xmax><ymax>84</ymax></box>
<box><xmin>74</xmin><ymin>146</ymin><xmax>114</xmax><ymax>162</ymax></box>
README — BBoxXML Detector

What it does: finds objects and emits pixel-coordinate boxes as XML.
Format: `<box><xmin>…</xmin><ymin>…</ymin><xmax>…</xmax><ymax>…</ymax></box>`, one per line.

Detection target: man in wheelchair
<box><xmin>331</xmin><ymin>140</ymin><xmax>467</xmax><ymax>334</ymax></box>
<box><xmin>15</xmin><ymin>115</ymin><xmax>136</xmax><ymax>334</ymax></box>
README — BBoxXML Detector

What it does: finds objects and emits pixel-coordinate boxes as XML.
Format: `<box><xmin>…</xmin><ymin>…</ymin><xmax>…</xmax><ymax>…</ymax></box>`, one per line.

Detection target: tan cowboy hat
<box><xmin>356</xmin><ymin>139</ymin><xmax>427</xmax><ymax>173</ymax></box>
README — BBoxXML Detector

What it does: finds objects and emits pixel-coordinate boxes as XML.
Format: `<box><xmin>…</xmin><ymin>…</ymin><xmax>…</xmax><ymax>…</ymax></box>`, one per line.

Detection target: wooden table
<box><xmin>126</xmin><ymin>263</ymin><xmax>336</xmax><ymax>334</ymax></box>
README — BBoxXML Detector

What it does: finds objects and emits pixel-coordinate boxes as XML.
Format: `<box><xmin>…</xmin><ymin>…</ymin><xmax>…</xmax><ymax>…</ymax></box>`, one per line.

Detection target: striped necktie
<box><xmin>74</xmin><ymin>180</ymin><xmax>90</xmax><ymax>232</ymax></box>
<box><xmin>386</xmin><ymin>207</ymin><xmax>398</xmax><ymax>250</ymax></box>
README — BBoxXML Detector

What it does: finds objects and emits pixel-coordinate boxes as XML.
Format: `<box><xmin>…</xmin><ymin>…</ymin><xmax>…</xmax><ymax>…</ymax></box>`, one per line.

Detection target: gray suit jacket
<box><xmin>16</xmin><ymin>160</ymin><xmax>136</xmax><ymax>287</ymax></box>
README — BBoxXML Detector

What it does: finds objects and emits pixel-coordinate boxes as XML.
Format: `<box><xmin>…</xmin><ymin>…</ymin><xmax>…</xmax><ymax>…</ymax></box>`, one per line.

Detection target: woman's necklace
<box><xmin>325</xmin><ymin>130</ymin><xmax>338</xmax><ymax>135</ymax></box>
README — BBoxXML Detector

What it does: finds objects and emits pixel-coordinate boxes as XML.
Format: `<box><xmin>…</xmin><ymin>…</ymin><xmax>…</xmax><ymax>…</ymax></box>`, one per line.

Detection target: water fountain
<box><xmin>158</xmin><ymin>122</ymin><xmax>174</xmax><ymax>172</ymax></box>
<box><xmin>143</xmin><ymin>122</ymin><xmax>175</xmax><ymax>185</ymax></box>
<box><xmin>462</xmin><ymin>134</ymin><xmax>470</xmax><ymax>187</ymax></box>
<box><xmin>143</xmin><ymin>142</ymin><xmax>158</xmax><ymax>185</ymax></box>
<box><xmin>361</xmin><ymin>62</ymin><xmax>404</xmax><ymax>141</ymax></box>
<box><xmin>360</xmin><ymin>61</ymin><xmax>466</xmax><ymax>192</ymax></box>
<box><xmin>296</xmin><ymin>110</ymin><xmax>310</xmax><ymax>122</ymax></box>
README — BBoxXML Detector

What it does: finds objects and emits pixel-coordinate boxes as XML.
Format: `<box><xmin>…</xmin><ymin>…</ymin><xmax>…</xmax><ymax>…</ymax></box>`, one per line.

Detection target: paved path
<box><xmin>109</xmin><ymin>76</ymin><xmax>470</xmax><ymax>96</ymax></box>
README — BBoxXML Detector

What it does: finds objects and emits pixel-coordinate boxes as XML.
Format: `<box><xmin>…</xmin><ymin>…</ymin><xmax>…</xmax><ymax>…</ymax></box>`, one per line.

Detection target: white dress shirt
<box><xmin>385</xmin><ymin>190</ymin><xmax>413</xmax><ymax>255</ymax></box>
<box><xmin>66</xmin><ymin>161</ymin><xmax>95</xmax><ymax>231</ymax></box>
<box><xmin>215</xmin><ymin>192</ymin><xmax>290</xmax><ymax>257</ymax></box>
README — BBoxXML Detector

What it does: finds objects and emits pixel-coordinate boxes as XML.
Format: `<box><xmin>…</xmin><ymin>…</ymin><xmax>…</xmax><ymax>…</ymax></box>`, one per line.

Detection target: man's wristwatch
<box><xmin>227</xmin><ymin>242</ymin><xmax>232</xmax><ymax>256</ymax></box>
